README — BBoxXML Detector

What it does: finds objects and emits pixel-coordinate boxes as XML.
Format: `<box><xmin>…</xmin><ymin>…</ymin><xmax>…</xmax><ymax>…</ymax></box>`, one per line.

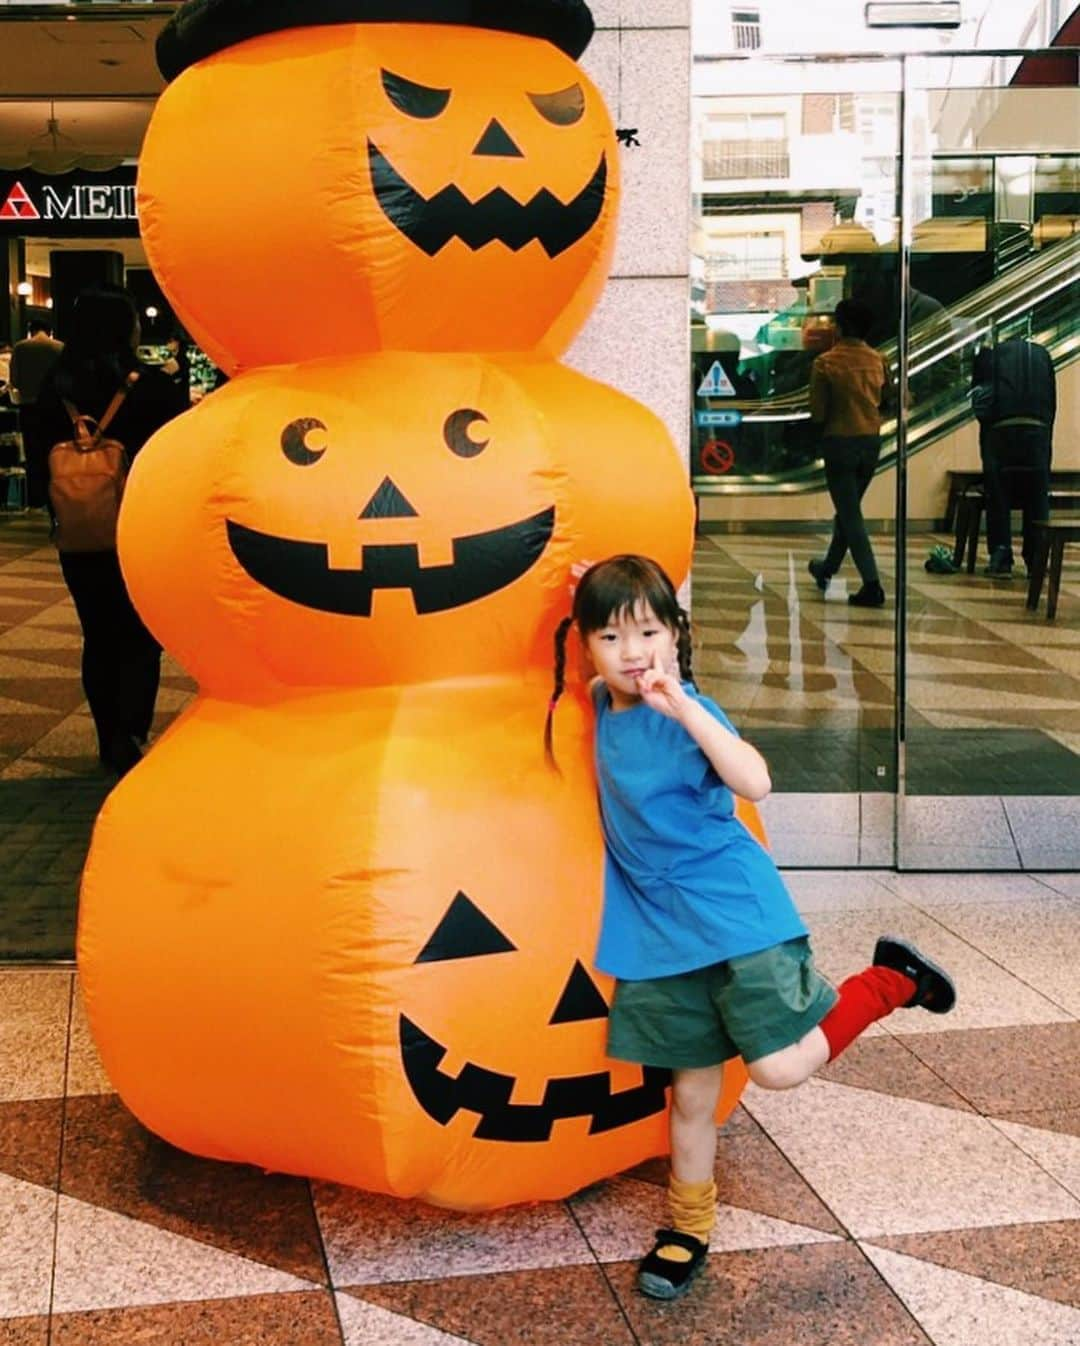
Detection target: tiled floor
<box><xmin>2</xmin><ymin>872</ymin><xmax>1078</xmax><ymax>1344</ymax></box>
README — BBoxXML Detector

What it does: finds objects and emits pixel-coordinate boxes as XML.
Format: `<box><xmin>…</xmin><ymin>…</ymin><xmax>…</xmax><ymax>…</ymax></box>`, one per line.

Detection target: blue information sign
<box><xmin>695</xmin><ymin>410</ymin><xmax>743</xmax><ymax>428</ymax></box>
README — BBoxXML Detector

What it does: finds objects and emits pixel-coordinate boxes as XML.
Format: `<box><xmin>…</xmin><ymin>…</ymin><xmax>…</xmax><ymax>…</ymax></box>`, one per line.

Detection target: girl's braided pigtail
<box><xmin>676</xmin><ymin>607</ymin><xmax>694</xmax><ymax>684</ymax></box>
<box><xmin>545</xmin><ymin>617</ymin><xmax>574</xmax><ymax>770</ymax></box>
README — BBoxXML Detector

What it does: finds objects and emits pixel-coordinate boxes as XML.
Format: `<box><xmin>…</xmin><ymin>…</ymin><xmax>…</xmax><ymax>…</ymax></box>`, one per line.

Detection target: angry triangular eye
<box><xmin>416</xmin><ymin>891</ymin><xmax>517</xmax><ymax>963</ymax></box>
<box><xmin>549</xmin><ymin>960</ymin><xmax>610</xmax><ymax>1024</ymax></box>
<box><xmin>382</xmin><ymin>69</ymin><xmax>451</xmax><ymax>119</ymax></box>
<box><xmin>528</xmin><ymin>84</ymin><xmax>585</xmax><ymax>126</ymax></box>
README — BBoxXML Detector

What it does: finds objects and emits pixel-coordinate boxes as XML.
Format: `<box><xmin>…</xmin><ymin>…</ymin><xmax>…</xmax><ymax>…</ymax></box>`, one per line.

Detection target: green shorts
<box><xmin>607</xmin><ymin>937</ymin><xmax>838</xmax><ymax>1070</ymax></box>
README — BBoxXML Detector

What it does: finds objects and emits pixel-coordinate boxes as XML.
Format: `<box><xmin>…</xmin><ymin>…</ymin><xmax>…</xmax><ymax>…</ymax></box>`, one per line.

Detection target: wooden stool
<box><xmin>1027</xmin><ymin>520</ymin><xmax>1080</xmax><ymax>620</ymax></box>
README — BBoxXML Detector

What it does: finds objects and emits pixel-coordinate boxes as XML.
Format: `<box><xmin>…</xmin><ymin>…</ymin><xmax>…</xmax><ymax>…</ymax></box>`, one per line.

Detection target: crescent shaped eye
<box><xmin>281</xmin><ymin>418</ymin><xmax>328</xmax><ymax>466</ymax></box>
<box><xmin>381</xmin><ymin>69</ymin><xmax>451</xmax><ymax>119</ymax></box>
<box><xmin>528</xmin><ymin>84</ymin><xmax>585</xmax><ymax>126</ymax></box>
<box><xmin>443</xmin><ymin>409</ymin><xmax>490</xmax><ymax>459</ymax></box>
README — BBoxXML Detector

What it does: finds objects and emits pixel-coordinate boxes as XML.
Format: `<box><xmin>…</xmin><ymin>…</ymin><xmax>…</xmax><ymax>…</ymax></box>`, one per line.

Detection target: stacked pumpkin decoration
<box><xmin>77</xmin><ymin>0</ymin><xmax>750</xmax><ymax>1209</ymax></box>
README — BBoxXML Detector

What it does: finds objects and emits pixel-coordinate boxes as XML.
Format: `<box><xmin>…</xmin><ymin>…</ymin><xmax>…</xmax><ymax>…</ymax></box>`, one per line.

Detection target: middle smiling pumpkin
<box><xmin>117</xmin><ymin>352</ymin><xmax>694</xmax><ymax>694</ymax></box>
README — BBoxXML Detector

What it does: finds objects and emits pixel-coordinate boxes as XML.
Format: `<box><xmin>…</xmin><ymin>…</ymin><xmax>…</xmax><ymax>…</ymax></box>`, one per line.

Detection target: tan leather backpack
<box><xmin>48</xmin><ymin>373</ymin><xmax>137</xmax><ymax>553</ymax></box>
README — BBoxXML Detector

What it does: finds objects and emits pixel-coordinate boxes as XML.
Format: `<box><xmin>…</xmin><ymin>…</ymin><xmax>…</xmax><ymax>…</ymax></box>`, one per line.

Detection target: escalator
<box><xmin>692</xmin><ymin>232</ymin><xmax>1080</xmax><ymax>496</ymax></box>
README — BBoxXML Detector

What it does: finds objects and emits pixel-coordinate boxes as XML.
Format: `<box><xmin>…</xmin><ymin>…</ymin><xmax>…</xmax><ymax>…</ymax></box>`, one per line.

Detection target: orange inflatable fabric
<box><xmin>77</xmin><ymin>0</ymin><xmax>756</xmax><ymax>1211</ymax></box>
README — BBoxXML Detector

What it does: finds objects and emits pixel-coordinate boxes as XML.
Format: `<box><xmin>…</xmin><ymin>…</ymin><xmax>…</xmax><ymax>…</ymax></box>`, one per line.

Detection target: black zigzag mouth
<box><xmin>225</xmin><ymin>505</ymin><xmax>555</xmax><ymax>616</ymax></box>
<box><xmin>369</xmin><ymin>140</ymin><xmax>608</xmax><ymax>259</ymax></box>
<box><xmin>400</xmin><ymin>1014</ymin><xmax>671</xmax><ymax>1142</ymax></box>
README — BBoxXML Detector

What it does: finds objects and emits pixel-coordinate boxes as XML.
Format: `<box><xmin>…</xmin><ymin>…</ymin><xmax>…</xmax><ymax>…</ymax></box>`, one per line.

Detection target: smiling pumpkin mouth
<box><xmin>225</xmin><ymin>505</ymin><xmax>555</xmax><ymax>616</ymax></box>
<box><xmin>400</xmin><ymin>1015</ymin><xmax>671</xmax><ymax>1142</ymax></box>
<box><xmin>368</xmin><ymin>140</ymin><xmax>608</xmax><ymax>258</ymax></box>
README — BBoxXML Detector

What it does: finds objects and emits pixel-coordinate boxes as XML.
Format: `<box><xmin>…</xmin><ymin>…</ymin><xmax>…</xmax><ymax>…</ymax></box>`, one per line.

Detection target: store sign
<box><xmin>0</xmin><ymin>169</ymin><xmax>139</xmax><ymax>236</ymax></box>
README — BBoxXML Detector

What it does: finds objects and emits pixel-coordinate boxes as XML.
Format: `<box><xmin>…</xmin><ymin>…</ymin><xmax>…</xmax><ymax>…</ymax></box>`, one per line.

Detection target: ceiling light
<box><xmin>865</xmin><ymin>2</ymin><xmax>962</xmax><ymax>27</ymax></box>
<box><xmin>16</xmin><ymin>282</ymin><xmax>33</xmax><ymax>297</ymax></box>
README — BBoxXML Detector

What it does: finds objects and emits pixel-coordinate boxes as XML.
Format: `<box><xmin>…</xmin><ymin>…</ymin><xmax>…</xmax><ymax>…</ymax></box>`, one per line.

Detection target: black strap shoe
<box><xmin>637</xmin><ymin>1228</ymin><xmax>709</xmax><ymax>1300</ymax></box>
<box><xmin>874</xmin><ymin>935</ymin><xmax>956</xmax><ymax>1013</ymax></box>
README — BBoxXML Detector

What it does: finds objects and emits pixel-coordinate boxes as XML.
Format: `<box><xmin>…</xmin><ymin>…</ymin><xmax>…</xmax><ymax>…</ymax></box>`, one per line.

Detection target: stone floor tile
<box><xmin>61</xmin><ymin>1094</ymin><xmax>328</xmax><ymax>1283</ymax></box>
<box><xmin>0</xmin><ymin>1098</ymin><xmax>63</xmax><ymax>1188</ymax></box>
<box><xmin>0</xmin><ymin>1173</ymin><xmax>56</xmax><ymax>1320</ymax></box>
<box><xmin>911</xmin><ymin>897</ymin><xmax>1080</xmax><ymax>1015</ymax></box>
<box><xmin>817</xmin><ymin>1035</ymin><xmax>975</xmax><ymax>1113</ymax></box>
<box><xmin>48</xmin><ymin>1291</ymin><xmax>342</xmax><ymax>1345</ymax></box>
<box><xmin>608</xmin><ymin>1243</ymin><xmax>933</xmax><ymax>1345</ymax></box>
<box><xmin>874</xmin><ymin>871</ymin><xmax>1058</xmax><ymax>904</ymax></box>
<box><xmin>352</xmin><ymin>1265</ymin><xmax>637</xmax><ymax>1346</ymax></box>
<box><xmin>869</xmin><ymin>1220</ymin><xmax>1080</xmax><ymax>1308</ymax></box>
<box><xmin>861</xmin><ymin>1244</ymin><xmax>1080</xmax><ymax>1346</ymax></box>
<box><xmin>741</xmin><ymin>1079</ymin><xmax>1080</xmax><ymax>1238</ymax></box>
<box><xmin>337</xmin><ymin>1290</ymin><xmax>470</xmax><ymax>1344</ymax></box>
<box><xmin>52</xmin><ymin>1193</ymin><xmax>314</xmax><ymax>1315</ymax></box>
<box><xmin>0</xmin><ymin>970</ymin><xmax>71</xmax><ymax>1101</ymax></box>
<box><xmin>314</xmin><ymin>1184</ymin><xmax>595</xmax><ymax>1287</ymax></box>
<box><xmin>989</xmin><ymin>1117</ymin><xmax>1080</xmax><ymax>1201</ymax></box>
<box><xmin>0</xmin><ymin>1318</ymin><xmax>48</xmax><ymax>1346</ymax></box>
<box><xmin>780</xmin><ymin>868</ymin><xmax>900</xmax><ymax>913</ymax></box>
<box><xmin>900</xmin><ymin>1023</ymin><xmax>1080</xmax><ymax>1114</ymax></box>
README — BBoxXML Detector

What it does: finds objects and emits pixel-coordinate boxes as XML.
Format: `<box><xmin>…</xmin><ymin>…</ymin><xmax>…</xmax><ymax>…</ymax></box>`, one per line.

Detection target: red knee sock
<box><xmin>818</xmin><ymin>966</ymin><xmax>916</xmax><ymax>1061</ymax></box>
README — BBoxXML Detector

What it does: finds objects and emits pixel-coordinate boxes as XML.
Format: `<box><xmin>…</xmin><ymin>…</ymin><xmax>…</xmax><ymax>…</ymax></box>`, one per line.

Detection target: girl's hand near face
<box><xmin>638</xmin><ymin>648</ymin><xmax>690</xmax><ymax>720</ymax></box>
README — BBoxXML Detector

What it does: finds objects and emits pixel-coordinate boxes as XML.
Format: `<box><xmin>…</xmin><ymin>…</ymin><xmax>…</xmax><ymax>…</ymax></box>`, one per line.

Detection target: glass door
<box><xmin>897</xmin><ymin>50</ymin><xmax>1080</xmax><ymax>869</ymax></box>
<box><xmin>691</xmin><ymin>54</ymin><xmax>903</xmax><ymax>866</ymax></box>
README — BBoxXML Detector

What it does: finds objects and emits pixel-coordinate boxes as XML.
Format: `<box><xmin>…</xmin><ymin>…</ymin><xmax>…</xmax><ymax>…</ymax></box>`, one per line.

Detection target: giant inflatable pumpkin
<box><xmin>78</xmin><ymin>0</ymin><xmax>753</xmax><ymax>1209</ymax></box>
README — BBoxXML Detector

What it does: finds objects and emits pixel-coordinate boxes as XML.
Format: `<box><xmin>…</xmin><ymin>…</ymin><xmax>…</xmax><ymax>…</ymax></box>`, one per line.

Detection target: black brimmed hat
<box><xmin>157</xmin><ymin>0</ymin><xmax>595</xmax><ymax>81</ymax></box>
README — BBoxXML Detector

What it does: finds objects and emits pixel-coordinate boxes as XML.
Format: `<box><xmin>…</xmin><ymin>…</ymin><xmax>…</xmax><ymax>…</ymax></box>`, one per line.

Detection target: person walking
<box><xmin>9</xmin><ymin>319</ymin><xmax>63</xmax><ymax>508</ymax></box>
<box><xmin>35</xmin><ymin>287</ymin><xmax>187</xmax><ymax>774</ymax></box>
<box><xmin>806</xmin><ymin>298</ymin><xmax>895</xmax><ymax>607</ymax></box>
<box><xmin>971</xmin><ymin>337</ymin><xmax>1056</xmax><ymax>578</ymax></box>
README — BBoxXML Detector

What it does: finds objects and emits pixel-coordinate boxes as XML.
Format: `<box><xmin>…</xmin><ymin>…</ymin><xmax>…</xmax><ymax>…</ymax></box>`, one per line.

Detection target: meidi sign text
<box><xmin>0</xmin><ymin>169</ymin><xmax>140</xmax><ymax>237</ymax></box>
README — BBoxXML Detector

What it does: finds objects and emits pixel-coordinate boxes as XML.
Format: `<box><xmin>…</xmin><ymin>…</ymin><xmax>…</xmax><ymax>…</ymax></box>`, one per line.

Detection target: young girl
<box><xmin>546</xmin><ymin>554</ymin><xmax>955</xmax><ymax>1302</ymax></box>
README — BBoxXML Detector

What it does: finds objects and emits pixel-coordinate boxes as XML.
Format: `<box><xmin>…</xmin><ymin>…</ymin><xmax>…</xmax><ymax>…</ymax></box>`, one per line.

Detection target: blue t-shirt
<box><xmin>592</xmin><ymin>682</ymin><xmax>807</xmax><ymax>980</ymax></box>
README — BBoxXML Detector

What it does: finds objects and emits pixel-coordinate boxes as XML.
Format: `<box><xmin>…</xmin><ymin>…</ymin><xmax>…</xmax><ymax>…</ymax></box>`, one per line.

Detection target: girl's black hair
<box><xmin>50</xmin><ymin>285</ymin><xmax>140</xmax><ymax>407</ymax></box>
<box><xmin>545</xmin><ymin>555</ymin><xmax>694</xmax><ymax>767</ymax></box>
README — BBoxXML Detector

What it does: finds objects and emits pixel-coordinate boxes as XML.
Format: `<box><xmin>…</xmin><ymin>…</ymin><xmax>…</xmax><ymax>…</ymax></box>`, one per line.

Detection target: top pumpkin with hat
<box><xmin>139</xmin><ymin>0</ymin><xmax>618</xmax><ymax>371</ymax></box>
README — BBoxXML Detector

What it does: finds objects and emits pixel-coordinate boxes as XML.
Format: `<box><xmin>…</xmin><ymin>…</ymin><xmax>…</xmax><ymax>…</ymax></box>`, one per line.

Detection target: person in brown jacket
<box><xmin>806</xmin><ymin>298</ymin><xmax>895</xmax><ymax>607</ymax></box>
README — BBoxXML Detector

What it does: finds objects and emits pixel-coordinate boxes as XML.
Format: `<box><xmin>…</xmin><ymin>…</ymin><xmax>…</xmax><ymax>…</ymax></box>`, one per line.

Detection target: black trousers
<box><xmin>980</xmin><ymin>424</ymin><xmax>1051</xmax><ymax>568</ymax></box>
<box><xmin>59</xmin><ymin>550</ymin><xmax>162</xmax><ymax>755</ymax></box>
<box><xmin>821</xmin><ymin>434</ymin><xmax>882</xmax><ymax>586</ymax></box>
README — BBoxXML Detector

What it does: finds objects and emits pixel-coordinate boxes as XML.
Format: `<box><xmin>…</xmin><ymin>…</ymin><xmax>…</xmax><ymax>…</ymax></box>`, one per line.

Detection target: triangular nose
<box><xmin>549</xmin><ymin>960</ymin><xmax>609</xmax><ymax>1025</ymax></box>
<box><xmin>473</xmin><ymin>118</ymin><xmax>524</xmax><ymax>158</ymax></box>
<box><xmin>360</xmin><ymin>476</ymin><xmax>418</xmax><ymax>520</ymax></box>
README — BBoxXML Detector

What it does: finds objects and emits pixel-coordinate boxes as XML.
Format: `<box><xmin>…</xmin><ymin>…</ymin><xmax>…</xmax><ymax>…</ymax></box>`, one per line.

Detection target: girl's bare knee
<box><xmin>672</xmin><ymin>1066</ymin><xmax>724</xmax><ymax>1119</ymax></box>
<box><xmin>747</xmin><ymin>1054</ymin><xmax>810</xmax><ymax>1091</ymax></box>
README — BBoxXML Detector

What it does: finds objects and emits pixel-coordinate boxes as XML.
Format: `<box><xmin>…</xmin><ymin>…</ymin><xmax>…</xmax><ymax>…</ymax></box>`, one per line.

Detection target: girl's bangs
<box><xmin>574</xmin><ymin>557</ymin><xmax>680</xmax><ymax>633</ymax></box>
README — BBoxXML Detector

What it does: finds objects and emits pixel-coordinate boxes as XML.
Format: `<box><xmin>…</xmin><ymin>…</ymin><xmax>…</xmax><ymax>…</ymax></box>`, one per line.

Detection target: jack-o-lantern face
<box><xmin>225</xmin><ymin>409</ymin><xmax>555</xmax><ymax>618</ymax></box>
<box><xmin>119</xmin><ymin>354</ymin><xmax>695</xmax><ymax>695</ymax></box>
<box><xmin>138</xmin><ymin>24</ymin><xmax>619</xmax><ymax>370</ymax></box>
<box><xmin>401</xmin><ymin>890</ymin><xmax>669</xmax><ymax>1141</ymax></box>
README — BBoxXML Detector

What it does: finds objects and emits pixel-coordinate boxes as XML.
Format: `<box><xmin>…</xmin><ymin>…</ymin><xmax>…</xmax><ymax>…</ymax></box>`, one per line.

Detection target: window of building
<box><xmin>704</xmin><ymin>231</ymin><xmax>786</xmax><ymax>282</ymax></box>
<box><xmin>731</xmin><ymin>9</ymin><xmax>761</xmax><ymax>50</ymax></box>
<box><xmin>703</xmin><ymin>112</ymin><xmax>788</xmax><ymax>180</ymax></box>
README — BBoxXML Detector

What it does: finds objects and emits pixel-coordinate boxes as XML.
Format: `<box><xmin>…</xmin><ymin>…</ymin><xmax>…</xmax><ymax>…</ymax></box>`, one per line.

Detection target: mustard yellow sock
<box><xmin>658</xmin><ymin>1177</ymin><xmax>716</xmax><ymax>1262</ymax></box>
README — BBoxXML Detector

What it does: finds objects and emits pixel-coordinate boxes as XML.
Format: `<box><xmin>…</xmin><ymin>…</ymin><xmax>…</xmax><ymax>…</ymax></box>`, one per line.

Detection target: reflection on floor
<box><xmin>693</xmin><ymin>531</ymin><xmax>1079</xmax><ymax>795</ymax></box>
<box><xmin>2</xmin><ymin>871</ymin><xmax>1078</xmax><ymax>1344</ymax></box>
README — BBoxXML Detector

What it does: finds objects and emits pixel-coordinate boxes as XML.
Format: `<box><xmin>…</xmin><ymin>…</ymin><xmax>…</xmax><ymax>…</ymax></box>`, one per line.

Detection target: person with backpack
<box><xmin>971</xmin><ymin>336</ymin><xmax>1056</xmax><ymax>578</ymax></box>
<box><xmin>36</xmin><ymin>286</ymin><xmax>187</xmax><ymax>775</ymax></box>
